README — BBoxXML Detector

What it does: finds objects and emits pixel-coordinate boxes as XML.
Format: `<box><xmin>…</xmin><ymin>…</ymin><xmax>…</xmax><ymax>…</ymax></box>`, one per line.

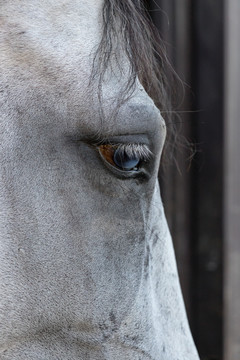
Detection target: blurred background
<box><xmin>145</xmin><ymin>1</ymin><xmax>240</xmax><ymax>360</ymax></box>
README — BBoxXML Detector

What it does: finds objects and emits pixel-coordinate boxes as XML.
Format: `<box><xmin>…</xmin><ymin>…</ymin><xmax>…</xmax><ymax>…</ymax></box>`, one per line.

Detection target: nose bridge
<box><xmin>145</xmin><ymin>184</ymin><xmax>199</xmax><ymax>359</ymax></box>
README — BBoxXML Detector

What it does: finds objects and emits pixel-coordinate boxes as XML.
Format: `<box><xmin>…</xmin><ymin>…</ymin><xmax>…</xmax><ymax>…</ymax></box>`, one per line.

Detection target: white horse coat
<box><xmin>0</xmin><ymin>1</ymin><xmax>199</xmax><ymax>359</ymax></box>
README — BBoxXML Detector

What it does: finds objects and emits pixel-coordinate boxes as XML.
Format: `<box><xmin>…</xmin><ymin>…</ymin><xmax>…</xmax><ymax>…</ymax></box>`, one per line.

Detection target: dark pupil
<box><xmin>113</xmin><ymin>148</ymin><xmax>140</xmax><ymax>170</ymax></box>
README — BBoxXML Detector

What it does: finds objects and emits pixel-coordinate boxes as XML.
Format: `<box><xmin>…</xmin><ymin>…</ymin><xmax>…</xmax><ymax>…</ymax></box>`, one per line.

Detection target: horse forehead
<box><xmin>0</xmin><ymin>1</ymin><xmax>163</xmax><ymax>135</ymax></box>
<box><xmin>0</xmin><ymin>0</ymin><xmax>104</xmax><ymax>62</ymax></box>
<box><xmin>0</xmin><ymin>0</ymin><xmax>104</xmax><ymax>18</ymax></box>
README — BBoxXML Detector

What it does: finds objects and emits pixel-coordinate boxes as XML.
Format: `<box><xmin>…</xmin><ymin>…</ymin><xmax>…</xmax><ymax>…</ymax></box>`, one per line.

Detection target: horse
<box><xmin>0</xmin><ymin>0</ymin><xmax>199</xmax><ymax>358</ymax></box>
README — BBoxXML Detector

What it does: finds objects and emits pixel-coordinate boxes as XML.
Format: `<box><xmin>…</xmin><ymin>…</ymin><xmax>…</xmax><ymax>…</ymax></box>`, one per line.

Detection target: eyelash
<box><xmin>110</xmin><ymin>143</ymin><xmax>152</xmax><ymax>160</ymax></box>
<box><xmin>97</xmin><ymin>143</ymin><xmax>153</xmax><ymax>172</ymax></box>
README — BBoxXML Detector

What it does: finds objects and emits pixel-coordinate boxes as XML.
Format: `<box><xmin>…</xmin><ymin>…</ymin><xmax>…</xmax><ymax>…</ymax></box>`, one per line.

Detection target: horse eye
<box><xmin>99</xmin><ymin>144</ymin><xmax>141</xmax><ymax>171</ymax></box>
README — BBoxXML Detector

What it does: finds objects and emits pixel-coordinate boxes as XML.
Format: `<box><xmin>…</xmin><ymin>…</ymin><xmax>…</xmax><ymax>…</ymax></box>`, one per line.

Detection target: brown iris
<box><xmin>98</xmin><ymin>144</ymin><xmax>116</xmax><ymax>167</ymax></box>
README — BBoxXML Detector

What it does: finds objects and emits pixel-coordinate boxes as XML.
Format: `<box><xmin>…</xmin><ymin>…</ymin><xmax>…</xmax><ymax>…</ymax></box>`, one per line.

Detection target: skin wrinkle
<box><xmin>0</xmin><ymin>0</ymin><xmax>199</xmax><ymax>359</ymax></box>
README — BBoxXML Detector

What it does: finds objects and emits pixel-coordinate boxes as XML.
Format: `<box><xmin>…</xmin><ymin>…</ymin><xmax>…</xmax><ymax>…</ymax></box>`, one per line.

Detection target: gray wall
<box><xmin>224</xmin><ymin>1</ymin><xmax>240</xmax><ymax>359</ymax></box>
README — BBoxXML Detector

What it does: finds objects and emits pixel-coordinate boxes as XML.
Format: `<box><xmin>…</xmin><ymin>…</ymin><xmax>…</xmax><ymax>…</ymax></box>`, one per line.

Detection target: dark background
<box><xmin>146</xmin><ymin>1</ymin><xmax>224</xmax><ymax>359</ymax></box>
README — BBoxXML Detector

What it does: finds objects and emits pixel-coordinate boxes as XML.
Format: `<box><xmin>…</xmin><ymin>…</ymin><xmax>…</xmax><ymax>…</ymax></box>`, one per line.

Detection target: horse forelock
<box><xmin>93</xmin><ymin>0</ymin><xmax>169</xmax><ymax>103</ymax></box>
<box><xmin>93</xmin><ymin>0</ymin><xmax>180</xmax><ymax>164</ymax></box>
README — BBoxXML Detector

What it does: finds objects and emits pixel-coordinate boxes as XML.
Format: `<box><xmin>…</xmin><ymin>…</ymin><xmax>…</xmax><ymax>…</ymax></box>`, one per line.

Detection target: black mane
<box><xmin>98</xmin><ymin>1</ymin><xmax>177</xmax><ymax>110</ymax></box>
<box><xmin>93</xmin><ymin>0</ymin><xmax>179</xmax><ymax>160</ymax></box>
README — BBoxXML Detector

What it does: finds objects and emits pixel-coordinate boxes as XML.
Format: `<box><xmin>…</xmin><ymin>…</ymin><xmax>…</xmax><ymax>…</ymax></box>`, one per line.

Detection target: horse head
<box><xmin>0</xmin><ymin>1</ymin><xmax>199</xmax><ymax>358</ymax></box>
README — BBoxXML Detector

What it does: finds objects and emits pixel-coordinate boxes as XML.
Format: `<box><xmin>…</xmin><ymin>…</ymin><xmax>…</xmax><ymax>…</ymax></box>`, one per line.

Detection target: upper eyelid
<box><xmin>91</xmin><ymin>133</ymin><xmax>150</xmax><ymax>146</ymax></box>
